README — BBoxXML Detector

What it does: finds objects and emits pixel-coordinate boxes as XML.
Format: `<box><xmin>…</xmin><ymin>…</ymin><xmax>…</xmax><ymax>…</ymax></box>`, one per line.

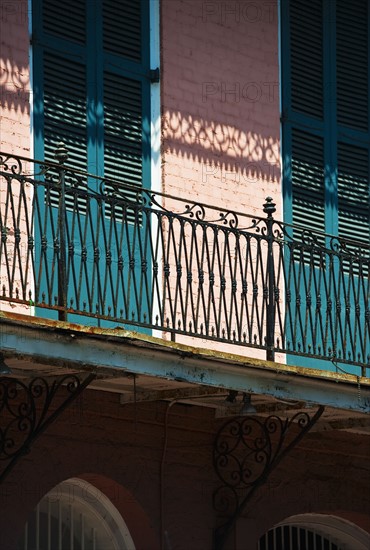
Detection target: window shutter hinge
<box><xmin>149</xmin><ymin>68</ymin><xmax>160</xmax><ymax>83</ymax></box>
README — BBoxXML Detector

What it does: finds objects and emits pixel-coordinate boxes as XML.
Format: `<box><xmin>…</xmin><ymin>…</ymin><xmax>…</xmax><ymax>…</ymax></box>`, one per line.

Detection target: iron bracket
<box><xmin>0</xmin><ymin>372</ymin><xmax>96</xmax><ymax>485</ymax></box>
<box><xmin>212</xmin><ymin>406</ymin><xmax>325</xmax><ymax>550</ymax></box>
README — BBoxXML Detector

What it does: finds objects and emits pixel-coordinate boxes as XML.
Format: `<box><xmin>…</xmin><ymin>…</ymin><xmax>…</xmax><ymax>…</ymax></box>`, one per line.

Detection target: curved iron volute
<box><xmin>0</xmin><ymin>372</ymin><xmax>95</xmax><ymax>485</ymax></box>
<box><xmin>212</xmin><ymin>406</ymin><xmax>325</xmax><ymax>550</ymax></box>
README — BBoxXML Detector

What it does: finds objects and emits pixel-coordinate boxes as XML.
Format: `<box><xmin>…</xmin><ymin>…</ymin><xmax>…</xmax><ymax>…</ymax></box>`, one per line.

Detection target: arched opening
<box><xmin>258</xmin><ymin>514</ymin><xmax>370</xmax><ymax>550</ymax></box>
<box><xmin>17</xmin><ymin>477</ymin><xmax>136</xmax><ymax>550</ymax></box>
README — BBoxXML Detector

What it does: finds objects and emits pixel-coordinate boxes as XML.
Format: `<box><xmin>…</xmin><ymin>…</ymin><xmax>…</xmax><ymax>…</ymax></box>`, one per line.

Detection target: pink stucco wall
<box><xmin>161</xmin><ymin>0</ymin><xmax>281</xmax><ymax>217</ymax></box>
<box><xmin>0</xmin><ymin>0</ymin><xmax>30</xmax><ymax>155</ymax></box>
<box><xmin>0</xmin><ymin>1</ymin><xmax>32</xmax><ymax>315</ymax></box>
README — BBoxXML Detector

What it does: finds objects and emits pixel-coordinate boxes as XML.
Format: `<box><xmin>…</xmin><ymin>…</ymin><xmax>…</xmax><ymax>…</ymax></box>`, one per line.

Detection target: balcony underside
<box><xmin>1</xmin><ymin>311</ymin><xmax>369</xmax><ymax>417</ymax></box>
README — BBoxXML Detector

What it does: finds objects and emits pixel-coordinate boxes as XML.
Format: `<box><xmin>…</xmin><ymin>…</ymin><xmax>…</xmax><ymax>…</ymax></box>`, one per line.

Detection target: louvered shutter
<box><xmin>104</xmin><ymin>73</ymin><xmax>144</xmax><ymax>215</ymax></box>
<box><xmin>43</xmin><ymin>52</ymin><xmax>87</xmax><ymax>173</ymax></box>
<box><xmin>103</xmin><ymin>0</ymin><xmax>142</xmax><ymax>62</ymax></box>
<box><xmin>34</xmin><ymin>0</ymin><xmax>150</xmax><ymax>191</ymax></box>
<box><xmin>290</xmin><ymin>0</ymin><xmax>323</xmax><ymax>119</ymax></box>
<box><xmin>282</xmin><ymin>0</ymin><xmax>369</xmax><ymax>370</ymax></box>
<box><xmin>32</xmin><ymin>0</ymin><xmax>152</xmax><ymax>328</ymax></box>
<box><xmin>338</xmin><ymin>143</ymin><xmax>370</xmax><ymax>243</ymax></box>
<box><xmin>291</xmin><ymin>129</ymin><xmax>325</xmax><ymax>235</ymax></box>
<box><xmin>102</xmin><ymin>0</ymin><xmax>151</xmax><ymax>222</ymax></box>
<box><xmin>282</xmin><ymin>0</ymin><xmax>369</xmax><ymax>240</ymax></box>
<box><xmin>284</xmin><ymin>0</ymin><xmax>325</xmax><ymax>233</ymax></box>
<box><xmin>336</xmin><ymin>0</ymin><xmax>369</xmax><ymax>244</ymax></box>
<box><xmin>40</xmin><ymin>0</ymin><xmax>87</xmax><ymax>165</ymax></box>
<box><xmin>336</xmin><ymin>0</ymin><xmax>368</xmax><ymax>131</ymax></box>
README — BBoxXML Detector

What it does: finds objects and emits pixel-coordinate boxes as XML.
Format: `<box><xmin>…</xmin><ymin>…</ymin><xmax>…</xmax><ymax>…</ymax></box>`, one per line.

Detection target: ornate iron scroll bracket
<box><xmin>212</xmin><ymin>406</ymin><xmax>325</xmax><ymax>550</ymax></box>
<box><xmin>0</xmin><ymin>372</ymin><xmax>96</xmax><ymax>485</ymax></box>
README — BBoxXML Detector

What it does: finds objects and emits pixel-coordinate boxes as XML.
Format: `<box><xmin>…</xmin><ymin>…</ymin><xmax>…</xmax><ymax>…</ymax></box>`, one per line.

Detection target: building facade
<box><xmin>1</xmin><ymin>1</ymin><xmax>369</xmax><ymax>549</ymax></box>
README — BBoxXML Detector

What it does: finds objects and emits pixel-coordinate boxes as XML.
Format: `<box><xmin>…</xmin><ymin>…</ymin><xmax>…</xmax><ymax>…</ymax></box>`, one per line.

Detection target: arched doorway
<box><xmin>17</xmin><ymin>477</ymin><xmax>136</xmax><ymax>550</ymax></box>
<box><xmin>258</xmin><ymin>514</ymin><xmax>370</xmax><ymax>550</ymax></box>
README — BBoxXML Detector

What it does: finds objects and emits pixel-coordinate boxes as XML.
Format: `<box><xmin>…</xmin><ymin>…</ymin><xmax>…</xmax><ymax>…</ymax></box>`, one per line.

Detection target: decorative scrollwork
<box><xmin>182</xmin><ymin>202</ymin><xmax>206</xmax><ymax>221</ymax></box>
<box><xmin>329</xmin><ymin>235</ymin><xmax>369</xmax><ymax>259</ymax></box>
<box><xmin>213</xmin><ymin>407</ymin><xmax>324</xmax><ymax>550</ymax></box>
<box><xmin>0</xmin><ymin>373</ymin><xmax>95</xmax><ymax>484</ymax></box>
<box><xmin>301</xmin><ymin>228</ymin><xmax>324</xmax><ymax>249</ymax></box>
<box><xmin>213</xmin><ymin>211</ymin><xmax>238</xmax><ymax>228</ymax></box>
<box><xmin>0</xmin><ymin>153</ymin><xmax>23</xmax><ymax>175</ymax></box>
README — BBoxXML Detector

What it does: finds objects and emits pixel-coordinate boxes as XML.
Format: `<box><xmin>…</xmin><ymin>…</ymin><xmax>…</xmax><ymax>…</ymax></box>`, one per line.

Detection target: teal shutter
<box><xmin>282</xmin><ymin>0</ymin><xmax>369</xmax><ymax>241</ymax></box>
<box><xmin>336</xmin><ymin>0</ymin><xmax>369</xmax><ymax>244</ymax></box>
<box><xmin>336</xmin><ymin>0</ymin><xmax>368</xmax><ymax>131</ymax></box>
<box><xmin>291</xmin><ymin>129</ymin><xmax>325</xmax><ymax>235</ymax></box>
<box><xmin>43</xmin><ymin>52</ymin><xmax>87</xmax><ymax>173</ymax></box>
<box><xmin>32</xmin><ymin>0</ymin><xmax>152</xmax><ymax>328</ymax></box>
<box><xmin>290</xmin><ymin>0</ymin><xmax>323</xmax><ymax>119</ymax></box>
<box><xmin>337</xmin><ymin>143</ymin><xmax>369</xmax><ymax>243</ymax></box>
<box><xmin>281</xmin><ymin>0</ymin><xmax>369</xmax><ymax>372</ymax></box>
<box><xmin>33</xmin><ymin>0</ymin><xmax>151</xmax><ymax>189</ymax></box>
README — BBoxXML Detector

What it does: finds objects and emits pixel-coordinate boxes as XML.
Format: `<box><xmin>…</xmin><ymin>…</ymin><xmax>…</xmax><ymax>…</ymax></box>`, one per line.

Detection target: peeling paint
<box><xmin>1</xmin><ymin>311</ymin><xmax>369</xmax><ymax>412</ymax></box>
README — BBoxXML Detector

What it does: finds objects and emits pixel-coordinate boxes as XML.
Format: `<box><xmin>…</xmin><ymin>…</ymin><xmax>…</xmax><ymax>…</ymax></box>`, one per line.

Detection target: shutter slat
<box><xmin>104</xmin><ymin>72</ymin><xmax>143</xmax><ymax>222</ymax></box>
<box><xmin>43</xmin><ymin>0</ymin><xmax>86</xmax><ymax>43</ymax></box>
<box><xmin>290</xmin><ymin>0</ymin><xmax>323</xmax><ymax>119</ymax></box>
<box><xmin>337</xmin><ymin>0</ymin><xmax>368</xmax><ymax>131</ymax></box>
<box><xmin>44</xmin><ymin>52</ymin><xmax>87</xmax><ymax>212</ymax></box>
<box><xmin>338</xmin><ymin>143</ymin><xmax>369</xmax><ymax>243</ymax></box>
<box><xmin>103</xmin><ymin>0</ymin><xmax>142</xmax><ymax>61</ymax></box>
<box><xmin>291</xmin><ymin>128</ymin><xmax>325</xmax><ymax>236</ymax></box>
<box><xmin>44</xmin><ymin>53</ymin><xmax>87</xmax><ymax>171</ymax></box>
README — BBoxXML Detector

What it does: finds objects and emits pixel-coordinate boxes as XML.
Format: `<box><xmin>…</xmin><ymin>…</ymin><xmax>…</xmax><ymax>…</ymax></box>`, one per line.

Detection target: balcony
<box><xmin>0</xmin><ymin>146</ymin><xmax>369</xmax><ymax>380</ymax></box>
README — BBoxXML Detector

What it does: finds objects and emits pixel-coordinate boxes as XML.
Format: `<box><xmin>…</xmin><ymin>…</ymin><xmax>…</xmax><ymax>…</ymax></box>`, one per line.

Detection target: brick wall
<box><xmin>0</xmin><ymin>390</ymin><xmax>369</xmax><ymax>550</ymax></box>
<box><xmin>161</xmin><ymin>0</ymin><xmax>281</xmax><ymax>218</ymax></box>
<box><xmin>0</xmin><ymin>0</ymin><xmax>30</xmax><ymax>155</ymax></box>
<box><xmin>0</xmin><ymin>1</ymin><xmax>32</xmax><ymax>315</ymax></box>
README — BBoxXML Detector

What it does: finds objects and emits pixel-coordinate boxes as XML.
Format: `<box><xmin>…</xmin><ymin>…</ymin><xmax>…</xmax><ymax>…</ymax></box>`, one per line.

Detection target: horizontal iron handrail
<box><xmin>1</xmin><ymin>149</ymin><xmax>369</xmax><ymax>250</ymax></box>
<box><xmin>1</xmin><ymin>147</ymin><xmax>369</xmax><ymax>375</ymax></box>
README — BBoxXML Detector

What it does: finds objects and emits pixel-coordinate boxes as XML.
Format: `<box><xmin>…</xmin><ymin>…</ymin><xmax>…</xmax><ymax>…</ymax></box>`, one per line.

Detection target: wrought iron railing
<box><xmin>1</xmin><ymin>146</ymin><xmax>369</xmax><ymax>375</ymax></box>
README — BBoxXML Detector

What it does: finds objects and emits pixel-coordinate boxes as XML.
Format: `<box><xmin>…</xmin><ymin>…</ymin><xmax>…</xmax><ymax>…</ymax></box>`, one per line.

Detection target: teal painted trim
<box><xmin>141</xmin><ymin>0</ymin><xmax>152</xmax><ymax>192</ymax></box>
<box><xmin>32</xmin><ymin>43</ymin><xmax>45</xmax><ymax>159</ymax></box>
<box><xmin>2</xmin><ymin>320</ymin><xmax>369</xmax><ymax>412</ymax></box>
<box><xmin>337</xmin><ymin>125</ymin><xmax>370</xmax><ymax>145</ymax></box>
<box><xmin>141</xmin><ymin>0</ymin><xmax>151</xmax><ymax>75</ymax></box>
<box><xmin>103</xmin><ymin>53</ymin><xmax>150</xmax><ymax>79</ymax></box>
<box><xmin>94</xmin><ymin>0</ymin><xmax>104</xmax><ymax>179</ymax></box>
<box><xmin>286</xmin><ymin>111</ymin><xmax>325</xmax><ymax>132</ymax></box>
<box><xmin>323</xmin><ymin>0</ymin><xmax>337</xmax><ymax>237</ymax></box>
<box><xmin>86</xmin><ymin>0</ymin><xmax>100</xmax><ymax>177</ymax></box>
<box><xmin>368</xmin><ymin>2</ymin><xmax>370</xmax><ymax>135</ymax></box>
<box><xmin>280</xmin><ymin>0</ymin><xmax>293</xmax><ymax>226</ymax></box>
<box><xmin>142</xmin><ymin>79</ymin><xmax>152</xmax><ymax>191</ymax></box>
<box><xmin>32</xmin><ymin>0</ymin><xmax>44</xmax><ymax>157</ymax></box>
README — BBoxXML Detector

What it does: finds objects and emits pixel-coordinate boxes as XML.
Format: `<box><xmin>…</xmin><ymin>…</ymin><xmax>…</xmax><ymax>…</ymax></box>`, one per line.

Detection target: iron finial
<box><xmin>55</xmin><ymin>142</ymin><xmax>68</xmax><ymax>164</ymax></box>
<box><xmin>263</xmin><ymin>196</ymin><xmax>276</xmax><ymax>217</ymax></box>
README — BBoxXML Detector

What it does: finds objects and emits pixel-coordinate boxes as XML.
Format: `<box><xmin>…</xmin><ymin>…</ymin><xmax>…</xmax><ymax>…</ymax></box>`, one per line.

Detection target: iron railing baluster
<box><xmin>0</xmin><ymin>149</ymin><xmax>369</xmax><ymax>375</ymax></box>
<box><xmin>55</xmin><ymin>143</ymin><xmax>68</xmax><ymax>322</ymax></box>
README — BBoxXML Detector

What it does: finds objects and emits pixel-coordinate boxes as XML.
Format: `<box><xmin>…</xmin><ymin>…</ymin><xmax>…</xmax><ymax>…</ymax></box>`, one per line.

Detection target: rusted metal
<box><xmin>1</xmin><ymin>311</ymin><xmax>369</xmax><ymax>412</ymax></box>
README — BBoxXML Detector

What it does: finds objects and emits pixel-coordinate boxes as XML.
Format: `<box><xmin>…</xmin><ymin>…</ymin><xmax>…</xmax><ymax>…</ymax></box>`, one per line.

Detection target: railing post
<box><xmin>55</xmin><ymin>143</ymin><xmax>68</xmax><ymax>322</ymax></box>
<box><xmin>263</xmin><ymin>197</ymin><xmax>276</xmax><ymax>361</ymax></box>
